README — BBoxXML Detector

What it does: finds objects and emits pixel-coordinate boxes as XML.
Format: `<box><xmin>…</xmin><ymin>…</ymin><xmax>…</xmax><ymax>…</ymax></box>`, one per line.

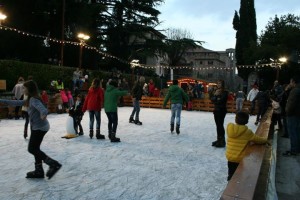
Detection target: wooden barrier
<box><xmin>220</xmin><ymin>108</ymin><xmax>273</xmax><ymax>200</ymax></box>
<box><xmin>123</xmin><ymin>96</ymin><xmax>253</xmax><ymax>113</ymax></box>
<box><xmin>0</xmin><ymin>95</ymin><xmax>254</xmax><ymax>116</ymax></box>
<box><xmin>47</xmin><ymin>93</ymin><xmax>63</xmax><ymax>113</ymax></box>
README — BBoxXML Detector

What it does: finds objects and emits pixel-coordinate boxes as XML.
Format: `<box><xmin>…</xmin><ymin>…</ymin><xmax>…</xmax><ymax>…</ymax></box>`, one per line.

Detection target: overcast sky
<box><xmin>157</xmin><ymin>0</ymin><xmax>300</xmax><ymax>51</ymax></box>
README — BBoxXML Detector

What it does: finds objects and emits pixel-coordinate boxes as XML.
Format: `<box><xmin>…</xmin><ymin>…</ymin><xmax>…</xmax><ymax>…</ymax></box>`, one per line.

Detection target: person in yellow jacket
<box><xmin>226</xmin><ymin>111</ymin><xmax>267</xmax><ymax>181</ymax></box>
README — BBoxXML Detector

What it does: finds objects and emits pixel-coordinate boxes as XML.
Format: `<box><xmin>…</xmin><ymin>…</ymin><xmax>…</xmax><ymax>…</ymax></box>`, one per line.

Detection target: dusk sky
<box><xmin>157</xmin><ymin>0</ymin><xmax>300</xmax><ymax>51</ymax></box>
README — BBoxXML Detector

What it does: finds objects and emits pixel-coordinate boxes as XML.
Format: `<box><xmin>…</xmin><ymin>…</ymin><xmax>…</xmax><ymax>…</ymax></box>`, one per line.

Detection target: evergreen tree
<box><xmin>233</xmin><ymin>0</ymin><xmax>257</xmax><ymax>79</ymax></box>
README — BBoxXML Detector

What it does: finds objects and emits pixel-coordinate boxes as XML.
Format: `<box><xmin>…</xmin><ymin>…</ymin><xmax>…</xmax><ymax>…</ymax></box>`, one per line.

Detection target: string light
<box><xmin>0</xmin><ymin>24</ymin><xmax>237</xmax><ymax>72</ymax></box>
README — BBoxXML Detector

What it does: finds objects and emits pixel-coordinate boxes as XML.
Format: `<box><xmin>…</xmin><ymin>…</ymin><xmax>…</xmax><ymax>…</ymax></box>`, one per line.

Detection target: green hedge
<box><xmin>0</xmin><ymin>60</ymin><xmax>162</xmax><ymax>92</ymax></box>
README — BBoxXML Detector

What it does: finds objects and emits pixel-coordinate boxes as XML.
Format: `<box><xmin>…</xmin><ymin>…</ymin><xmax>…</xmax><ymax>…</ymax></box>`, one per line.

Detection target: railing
<box><xmin>123</xmin><ymin>96</ymin><xmax>252</xmax><ymax>113</ymax></box>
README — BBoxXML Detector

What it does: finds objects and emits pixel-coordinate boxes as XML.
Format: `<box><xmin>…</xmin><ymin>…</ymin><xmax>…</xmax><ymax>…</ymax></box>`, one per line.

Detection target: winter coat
<box><xmin>285</xmin><ymin>84</ymin><xmax>300</xmax><ymax>117</ymax></box>
<box><xmin>247</xmin><ymin>88</ymin><xmax>259</xmax><ymax>101</ymax></box>
<box><xmin>163</xmin><ymin>85</ymin><xmax>189</xmax><ymax>107</ymax></box>
<box><xmin>253</xmin><ymin>91</ymin><xmax>270</xmax><ymax>108</ymax></box>
<box><xmin>12</xmin><ymin>82</ymin><xmax>24</xmax><ymax>100</ymax></box>
<box><xmin>148</xmin><ymin>82</ymin><xmax>155</xmax><ymax>96</ymax></box>
<box><xmin>104</xmin><ymin>85</ymin><xmax>128</xmax><ymax>112</ymax></box>
<box><xmin>131</xmin><ymin>81</ymin><xmax>143</xmax><ymax>100</ymax></box>
<box><xmin>82</xmin><ymin>87</ymin><xmax>104</xmax><ymax>112</ymax></box>
<box><xmin>226</xmin><ymin>123</ymin><xmax>267</xmax><ymax>163</ymax></box>
<box><xmin>60</xmin><ymin>90</ymin><xmax>69</xmax><ymax>103</ymax></box>
<box><xmin>210</xmin><ymin>90</ymin><xmax>228</xmax><ymax>112</ymax></box>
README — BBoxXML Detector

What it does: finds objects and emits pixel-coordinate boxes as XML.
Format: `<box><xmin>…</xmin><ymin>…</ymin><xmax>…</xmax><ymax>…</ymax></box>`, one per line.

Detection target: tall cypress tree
<box><xmin>233</xmin><ymin>0</ymin><xmax>257</xmax><ymax>79</ymax></box>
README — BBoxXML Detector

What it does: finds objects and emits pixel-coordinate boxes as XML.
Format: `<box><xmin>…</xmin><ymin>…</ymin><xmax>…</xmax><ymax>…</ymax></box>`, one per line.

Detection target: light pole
<box><xmin>77</xmin><ymin>33</ymin><xmax>90</xmax><ymax>69</ymax></box>
<box><xmin>0</xmin><ymin>12</ymin><xmax>7</xmax><ymax>25</ymax></box>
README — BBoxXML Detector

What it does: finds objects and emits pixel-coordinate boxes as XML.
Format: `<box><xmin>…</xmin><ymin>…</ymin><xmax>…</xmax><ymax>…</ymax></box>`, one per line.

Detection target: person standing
<box><xmin>235</xmin><ymin>90</ymin><xmax>245</xmax><ymax>112</ymax></box>
<box><xmin>163</xmin><ymin>79</ymin><xmax>189</xmax><ymax>134</ymax></box>
<box><xmin>211</xmin><ymin>80</ymin><xmax>228</xmax><ymax>148</ymax></box>
<box><xmin>253</xmin><ymin>90</ymin><xmax>271</xmax><ymax>125</ymax></box>
<box><xmin>283</xmin><ymin>76</ymin><xmax>300</xmax><ymax>156</ymax></box>
<box><xmin>82</xmin><ymin>78</ymin><xmax>105</xmax><ymax>139</ymax></box>
<box><xmin>104</xmin><ymin>80</ymin><xmax>128</xmax><ymax>142</ymax></box>
<box><xmin>148</xmin><ymin>79</ymin><xmax>155</xmax><ymax>97</ymax></box>
<box><xmin>12</xmin><ymin>77</ymin><xmax>25</xmax><ymax>119</ymax></box>
<box><xmin>247</xmin><ymin>84</ymin><xmax>259</xmax><ymax>115</ymax></box>
<box><xmin>0</xmin><ymin>80</ymin><xmax>62</xmax><ymax>179</ymax></box>
<box><xmin>129</xmin><ymin>76</ymin><xmax>145</xmax><ymax>125</ymax></box>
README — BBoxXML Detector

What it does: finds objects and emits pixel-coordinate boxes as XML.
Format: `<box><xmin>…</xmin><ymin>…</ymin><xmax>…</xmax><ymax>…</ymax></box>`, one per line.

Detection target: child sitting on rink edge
<box><xmin>226</xmin><ymin>111</ymin><xmax>268</xmax><ymax>181</ymax></box>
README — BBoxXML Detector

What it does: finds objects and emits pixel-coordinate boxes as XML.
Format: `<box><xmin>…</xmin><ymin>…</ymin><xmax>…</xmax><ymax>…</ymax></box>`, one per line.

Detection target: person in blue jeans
<box><xmin>163</xmin><ymin>79</ymin><xmax>189</xmax><ymax>134</ymax></box>
<box><xmin>129</xmin><ymin>76</ymin><xmax>145</xmax><ymax>125</ymax></box>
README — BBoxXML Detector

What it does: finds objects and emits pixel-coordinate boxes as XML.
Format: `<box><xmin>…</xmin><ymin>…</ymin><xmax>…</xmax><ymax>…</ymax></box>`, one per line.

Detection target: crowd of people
<box><xmin>0</xmin><ymin>71</ymin><xmax>299</xmax><ymax>181</ymax></box>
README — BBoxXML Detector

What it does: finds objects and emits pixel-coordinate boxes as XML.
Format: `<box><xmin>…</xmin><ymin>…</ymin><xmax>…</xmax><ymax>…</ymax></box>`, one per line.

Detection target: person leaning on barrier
<box><xmin>226</xmin><ymin>111</ymin><xmax>268</xmax><ymax>181</ymax></box>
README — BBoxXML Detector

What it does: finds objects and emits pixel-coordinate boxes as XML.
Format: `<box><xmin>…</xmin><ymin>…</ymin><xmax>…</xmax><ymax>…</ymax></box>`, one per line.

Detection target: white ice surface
<box><xmin>0</xmin><ymin>107</ymin><xmax>257</xmax><ymax>200</ymax></box>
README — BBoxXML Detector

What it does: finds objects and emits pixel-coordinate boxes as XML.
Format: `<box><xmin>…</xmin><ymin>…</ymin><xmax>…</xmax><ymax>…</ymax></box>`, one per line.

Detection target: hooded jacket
<box><xmin>163</xmin><ymin>85</ymin><xmax>189</xmax><ymax>107</ymax></box>
<box><xmin>226</xmin><ymin>123</ymin><xmax>267</xmax><ymax>163</ymax></box>
<box><xmin>104</xmin><ymin>85</ymin><xmax>128</xmax><ymax>112</ymax></box>
<box><xmin>82</xmin><ymin>87</ymin><xmax>104</xmax><ymax>112</ymax></box>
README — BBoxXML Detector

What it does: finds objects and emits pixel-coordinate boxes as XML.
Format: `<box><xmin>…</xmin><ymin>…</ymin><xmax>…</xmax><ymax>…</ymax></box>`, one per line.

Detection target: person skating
<box><xmin>163</xmin><ymin>79</ymin><xmax>189</xmax><ymax>134</ymax></box>
<box><xmin>0</xmin><ymin>80</ymin><xmax>62</xmax><ymax>179</ymax></box>
<box><xmin>129</xmin><ymin>76</ymin><xmax>145</xmax><ymax>125</ymax></box>
<box><xmin>104</xmin><ymin>80</ymin><xmax>128</xmax><ymax>142</ymax></box>
<box><xmin>82</xmin><ymin>78</ymin><xmax>105</xmax><ymax>139</ymax></box>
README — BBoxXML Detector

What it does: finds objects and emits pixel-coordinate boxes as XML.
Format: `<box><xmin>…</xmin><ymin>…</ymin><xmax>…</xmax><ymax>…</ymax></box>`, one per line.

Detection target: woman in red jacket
<box><xmin>82</xmin><ymin>78</ymin><xmax>105</xmax><ymax>139</ymax></box>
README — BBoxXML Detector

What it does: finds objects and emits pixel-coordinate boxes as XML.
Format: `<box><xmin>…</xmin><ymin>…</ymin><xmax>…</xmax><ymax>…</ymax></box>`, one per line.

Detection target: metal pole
<box><xmin>79</xmin><ymin>43</ymin><xmax>83</xmax><ymax>69</ymax></box>
<box><xmin>60</xmin><ymin>0</ymin><xmax>65</xmax><ymax>66</ymax></box>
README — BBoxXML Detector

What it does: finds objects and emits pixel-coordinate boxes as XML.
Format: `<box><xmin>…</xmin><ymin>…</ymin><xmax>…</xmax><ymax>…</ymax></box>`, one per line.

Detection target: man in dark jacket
<box><xmin>129</xmin><ymin>76</ymin><xmax>145</xmax><ymax>125</ymax></box>
<box><xmin>283</xmin><ymin>76</ymin><xmax>300</xmax><ymax>156</ymax></box>
<box><xmin>163</xmin><ymin>79</ymin><xmax>189</xmax><ymax>134</ymax></box>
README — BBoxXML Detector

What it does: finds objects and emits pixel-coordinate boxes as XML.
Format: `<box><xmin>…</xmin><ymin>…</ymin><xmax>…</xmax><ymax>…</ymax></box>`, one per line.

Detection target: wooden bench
<box><xmin>220</xmin><ymin>108</ymin><xmax>273</xmax><ymax>200</ymax></box>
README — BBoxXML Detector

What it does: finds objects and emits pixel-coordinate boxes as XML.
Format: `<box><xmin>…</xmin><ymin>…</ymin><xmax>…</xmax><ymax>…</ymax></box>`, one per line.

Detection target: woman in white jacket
<box><xmin>247</xmin><ymin>85</ymin><xmax>259</xmax><ymax>115</ymax></box>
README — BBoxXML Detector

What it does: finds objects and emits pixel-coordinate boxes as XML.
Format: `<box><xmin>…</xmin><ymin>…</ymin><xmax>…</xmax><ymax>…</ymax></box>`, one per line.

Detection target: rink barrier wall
<box><xmin>122</xmin><ymin>96</ymin><xmax>254</xmax><ymax>113</ymax></box>
<box><xmin>220</xmin><ymin>108</ymin><xmax>274</xmax><ymax>200</ymax></box>
<box><xmin>0</xmin><ymin>95</ymin><xmax>256</xmax><ymax>117</ymax></box>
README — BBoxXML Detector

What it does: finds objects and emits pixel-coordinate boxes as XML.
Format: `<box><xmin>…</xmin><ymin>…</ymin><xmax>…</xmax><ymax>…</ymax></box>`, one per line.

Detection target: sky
<box><xmin>0</xmin><ymin>107</ymin><xmax>259</xmax><ymax>200</ymax></box>
<box><xmin>157</xmin><ymin>0</ymin><xmax>300</xmax><ymax>51</ymax></box>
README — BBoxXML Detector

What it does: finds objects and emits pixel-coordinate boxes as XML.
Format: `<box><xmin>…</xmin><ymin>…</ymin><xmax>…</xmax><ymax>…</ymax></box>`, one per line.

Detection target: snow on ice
<box><xmin>0</xmin><ymin>107</ymin><xmax>258</xmax><ymax>200</ymax></box>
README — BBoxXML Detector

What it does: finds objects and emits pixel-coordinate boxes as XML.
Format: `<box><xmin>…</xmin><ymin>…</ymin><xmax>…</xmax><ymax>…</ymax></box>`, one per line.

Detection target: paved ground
<box><xmin>276</xmin><ymin>131</ymin><xmax>300</xmax><ymax>200</ymax></box>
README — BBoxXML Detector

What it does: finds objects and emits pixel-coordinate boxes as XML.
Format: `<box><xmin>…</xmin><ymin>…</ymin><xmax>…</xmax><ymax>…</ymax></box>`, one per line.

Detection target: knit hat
<box><xmin>235</xmin><ymin>111</ymin><xmax>249</xmax><ymax>125</ymax></box>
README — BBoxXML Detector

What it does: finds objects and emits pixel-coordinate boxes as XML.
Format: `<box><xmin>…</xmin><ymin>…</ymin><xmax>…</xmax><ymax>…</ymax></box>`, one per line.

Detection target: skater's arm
<box><xmin>0</xmin><ymin>99</ymin><xmax>25</xmax><ymax>106</ymax></box>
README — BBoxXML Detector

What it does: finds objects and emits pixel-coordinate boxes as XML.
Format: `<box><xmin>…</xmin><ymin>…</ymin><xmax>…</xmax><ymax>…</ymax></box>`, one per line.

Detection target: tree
<box><xmin>256</xmin><ymin>14</ymin><xmax>300</xmax><ymax>85</ymax></box>
<box><xmin>160</xmin><ymin>28</ymin><xmax>202</xmax><ymax>79</ymax></box>
<box><xmin>97</xmin><ymin>0</ymin><xmax>164</xmax><ymax>71</ymax></box>
<box><xmin>233</xmin><ymin>0</ymin><xmax>257</xmax><ymax>79</ymax></box>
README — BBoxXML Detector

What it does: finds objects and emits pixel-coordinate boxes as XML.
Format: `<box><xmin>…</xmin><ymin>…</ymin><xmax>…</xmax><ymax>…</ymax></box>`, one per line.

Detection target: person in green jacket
<box><xmin>163</xmin><ymin>79</ymin><xmax>189</xmax><ymax>134</ymax></box>
<box><xmin>104</xmin><ymin>80</ymin><xmax>128</xmax><ymax>142</ymax></box>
